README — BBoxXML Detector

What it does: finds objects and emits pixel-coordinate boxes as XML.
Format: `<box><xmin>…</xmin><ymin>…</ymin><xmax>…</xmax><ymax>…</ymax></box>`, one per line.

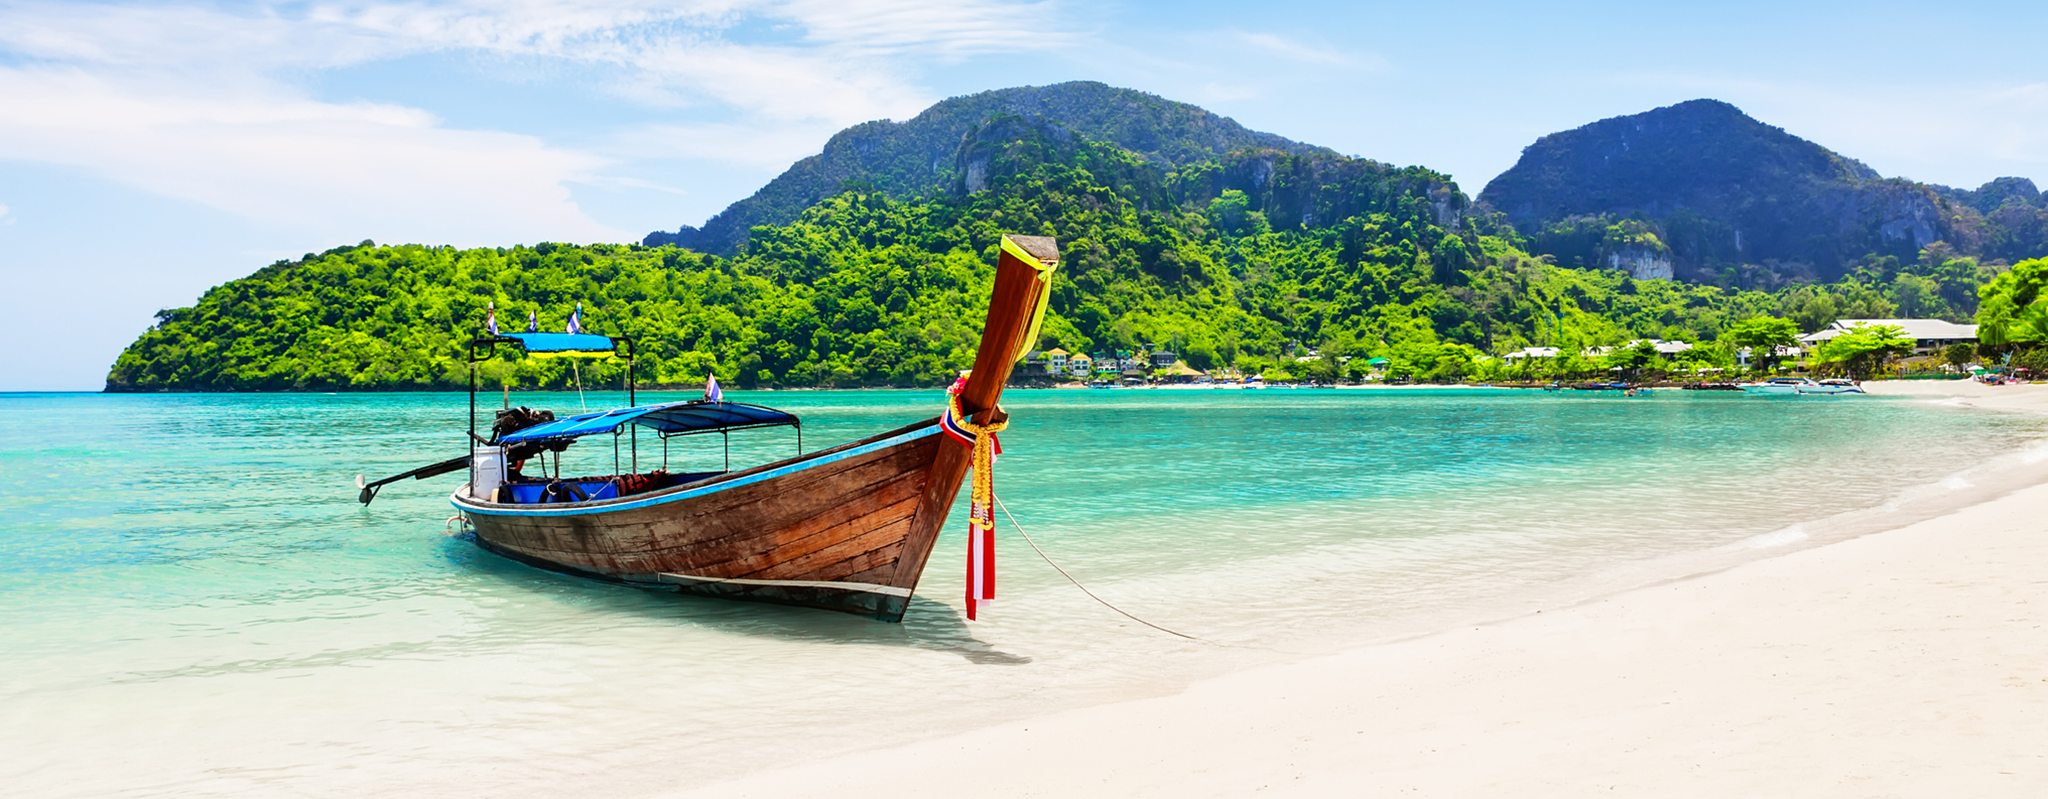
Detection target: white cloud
<box><xmin>0</xmin><ymin>66</ymin><xmax>624</xmax><ymax>245</ymax></box>
<box><xmin>781</xmin><ymin>0</ymin><xmax>1057</xmax><ymax>56</ymax></box>
<box><xmin>605</xmin><ymin>38</ymin><xmax>932</xmax><ymax>123</ymax></box>
<box><xmin>0</xmin><ymin>0</ymin><xmax>1074</xmax><ymax>233</ymax></box>
<box><xmin>1233</xmin><ymin>32</ymin><xmax>1384</xmax><ymax>70</ymax></box>
<box><xmin>0</xmin><ymin>202</ymin><xmax>10</xmax><ymax>224</ymax></box>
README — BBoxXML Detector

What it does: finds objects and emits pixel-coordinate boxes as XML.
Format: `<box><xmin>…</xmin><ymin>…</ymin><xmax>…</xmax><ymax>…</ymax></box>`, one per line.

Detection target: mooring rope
<box><xmin>992</xmin><ymin>494</ymin><xmax>1200</xmax><ymax>641</ymax></box>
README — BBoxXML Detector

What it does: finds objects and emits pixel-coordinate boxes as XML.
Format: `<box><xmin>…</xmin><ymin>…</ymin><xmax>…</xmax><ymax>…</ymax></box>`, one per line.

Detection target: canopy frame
<box><xmin>497</xmin><ymin>400</ymin><xmax>800</xmax><ymax>446</ymax></box>
<box><xmin>465</xmin><ymin>333</ymin><xmax>638</xmax><ymax>451</ymax></box>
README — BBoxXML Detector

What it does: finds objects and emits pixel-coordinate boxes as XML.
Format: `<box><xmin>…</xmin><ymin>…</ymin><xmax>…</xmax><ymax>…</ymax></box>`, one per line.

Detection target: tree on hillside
<box><xmin>1728</xmin><ymin>317</ymin><xmax>1800</xmax><ymax>374</ymax></box>
<box><xmin>1814</xmin><ymin>323</ymin><xmax>1912</xmax><ymax>379</ymax></box>
<box><xmin>1602</xmin><ymin>340</ymin><xmax>1659</xmax><ymax>379</ymax></box>
<box><xmin>1943</xmin><ymin>343</ymin><xmax>1975</xmax><ymax>371</ymax></box>
<box><xmin>1975</xmin><ymin>259</ymin><xmax>2048</xmax><ymax>366</ymax></box>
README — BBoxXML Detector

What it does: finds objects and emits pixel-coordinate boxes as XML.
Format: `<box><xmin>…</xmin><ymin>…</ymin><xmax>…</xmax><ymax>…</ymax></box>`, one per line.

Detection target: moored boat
<box><xmin>1740</xmin><ymin>377</ymin><xmax>1813</xmax><ymax>395</ymax></box>
<box><xmin>1738</xmin><ymin>377</ymin><xmax>1864</xmax><ymax>396</ymax></box>
<box><xmin>370</xmin><ymin>234</ymin><xmax>1060</xmax><ymax>621</ymax></box>
<box><xmin>1797</xmin><ymin>378</ymin><xmax>1865</xmax><ymax>395</ymax></box>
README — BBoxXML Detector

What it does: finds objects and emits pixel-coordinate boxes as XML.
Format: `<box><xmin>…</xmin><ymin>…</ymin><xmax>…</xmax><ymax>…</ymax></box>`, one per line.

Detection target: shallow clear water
<box><xmin>4</xmin><ymin>388</ymin><xmax>2046</xmax><ymax>797</ymax></box>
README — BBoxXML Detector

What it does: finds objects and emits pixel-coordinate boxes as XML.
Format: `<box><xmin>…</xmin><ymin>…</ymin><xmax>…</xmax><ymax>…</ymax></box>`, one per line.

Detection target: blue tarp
<box><xmin>499</xmin><ymin>333</ymin><xmax>618</xmax><ymax>353</ymax></box>
<box><xmin>497</xmin><ymin>401</ymin><xmax>799</xmax><ymax>444</ymax></box>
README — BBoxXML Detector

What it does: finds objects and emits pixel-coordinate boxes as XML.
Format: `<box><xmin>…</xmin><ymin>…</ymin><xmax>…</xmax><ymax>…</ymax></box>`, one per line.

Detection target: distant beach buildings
<box><xmin>1019</xmin><ymin>319</ymin><xmax>1982</xmax><ymax>385</ymax></box>
<box><xmin>1503</xmin><ymin>340</ymin><xmax>1694</xmax><ymax>360</ymax></box>
<box><xmin>1023</xmin><ymin>347</ymin><xmax>1201</xmax><ymax>382</ymax></box>
<box><xmin>1799</xmin><ymin>318</ymin><xmax>1978</xmax><ymax>355</ymax></box>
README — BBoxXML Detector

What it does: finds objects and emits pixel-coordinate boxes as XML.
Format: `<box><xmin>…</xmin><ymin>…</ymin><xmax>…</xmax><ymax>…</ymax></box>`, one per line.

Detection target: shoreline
<box><xmin>665</xmin><ymin>380</ymin><xmax>2048</xmax><ymax>797</ymax></box>
<box><xmin>72</xmin><ymin>376</ymin><xmax>2041</xmax><ymax>395</ymax></box>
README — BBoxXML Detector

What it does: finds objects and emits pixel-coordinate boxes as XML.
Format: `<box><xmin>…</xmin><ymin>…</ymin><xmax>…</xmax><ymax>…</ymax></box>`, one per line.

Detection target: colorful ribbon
<box><xmin>943</xmin><ymin>375</ymin><xmax>1005</xmax><ymax>620</ymax></box>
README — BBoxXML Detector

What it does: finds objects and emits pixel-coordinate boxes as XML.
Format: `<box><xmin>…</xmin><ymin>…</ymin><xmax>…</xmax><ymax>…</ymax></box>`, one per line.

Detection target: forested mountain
<box><xmin>643</xmin><ymin>81</ymin><xmax>1332</xmax><ymax>255</ymax></box>
<box><xmin>110</xmin><ymin>112</ymin><xmax>1797</xmax><ymax>392</ymax></box>
<box><xmin>110</xmin><ymin>85</ymin><xmax>2046</xmax><ymax>392</ymax></box>
<box><xmin>1480</xmin><ymin>99</ymin><xmax>2048</xmax><ymax>286</ymax></box>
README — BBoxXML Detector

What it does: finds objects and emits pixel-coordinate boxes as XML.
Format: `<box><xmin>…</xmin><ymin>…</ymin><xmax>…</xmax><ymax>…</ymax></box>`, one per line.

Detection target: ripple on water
<box><xmin>1</xmin><ymin>389</ymin><xmax>2044</xmax><ymax>797</ymax></box>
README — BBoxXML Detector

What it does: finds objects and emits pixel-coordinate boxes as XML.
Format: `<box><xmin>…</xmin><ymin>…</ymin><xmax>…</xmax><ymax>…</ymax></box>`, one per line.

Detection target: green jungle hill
<box><xmin>109</xmin><ymin>87</ymin><xmax>2048</xmax><ymax>391</ymax></box>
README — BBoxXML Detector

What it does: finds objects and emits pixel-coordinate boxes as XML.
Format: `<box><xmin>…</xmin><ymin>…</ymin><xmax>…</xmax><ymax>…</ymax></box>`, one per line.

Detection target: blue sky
<box><xmin>2</xmin><ymin>0</ymin><xmax>2044</xmax><ymax>390</ymax></box>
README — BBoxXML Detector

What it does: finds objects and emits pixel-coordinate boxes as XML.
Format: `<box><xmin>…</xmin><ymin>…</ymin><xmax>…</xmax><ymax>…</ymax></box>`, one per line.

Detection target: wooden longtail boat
<box><xmin>444</xmin><ymin>235</ymin><xmax>1059</xmax><ymax>621</ymax></box>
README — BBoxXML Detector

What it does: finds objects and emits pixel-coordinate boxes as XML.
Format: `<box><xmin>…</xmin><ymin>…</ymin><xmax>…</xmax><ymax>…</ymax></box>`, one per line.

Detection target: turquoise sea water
<box><xmin>5</xmin><ymin>388</ymin><xmax>2047</xmax><ymax>797</ymax></box>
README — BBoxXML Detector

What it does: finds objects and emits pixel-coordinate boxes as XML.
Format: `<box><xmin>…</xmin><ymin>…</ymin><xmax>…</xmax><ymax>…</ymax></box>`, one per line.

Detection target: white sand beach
<box><xmin>667</xmin><ymin>380</ymin><xmax>2048</xmax><ymax>798</ymax></box>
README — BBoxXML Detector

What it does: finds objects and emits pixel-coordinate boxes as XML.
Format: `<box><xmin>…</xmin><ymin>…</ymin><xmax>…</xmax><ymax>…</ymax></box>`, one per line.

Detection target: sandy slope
<box><xmin>665</xmin><ymin>381</ymin><xmax>2048</xmax><ymax>798</ymax></box>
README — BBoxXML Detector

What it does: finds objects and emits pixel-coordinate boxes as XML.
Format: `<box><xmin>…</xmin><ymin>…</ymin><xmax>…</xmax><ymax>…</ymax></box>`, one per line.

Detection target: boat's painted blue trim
<box><xmin>453</xmin><ymin>423</ymin><xmax>941</xmax><ymax>518</ymax></box>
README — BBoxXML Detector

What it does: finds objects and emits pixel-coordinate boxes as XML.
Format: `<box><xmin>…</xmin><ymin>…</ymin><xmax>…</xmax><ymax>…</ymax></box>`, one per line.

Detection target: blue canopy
<box><xmin>498</xmin><ymin>332</ymin><xmax>619</xmax><ymax>353</ymax></box>
<box><xmin>497</xmin><ymin>401</ymin><xmax>799</xmax><ymax>445</ymax></box>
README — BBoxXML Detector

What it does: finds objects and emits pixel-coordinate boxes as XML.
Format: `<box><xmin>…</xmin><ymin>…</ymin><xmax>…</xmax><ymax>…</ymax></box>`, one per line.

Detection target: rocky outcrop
<box><xmin>945</xmin><ymin>115</ymin><xmax>1468</xmax><ymax>234</ymax></box>
<box><xmin>1607</xmin><ymin>247</ymin><xmax>1674</xmax><ymax>280</ymax></box>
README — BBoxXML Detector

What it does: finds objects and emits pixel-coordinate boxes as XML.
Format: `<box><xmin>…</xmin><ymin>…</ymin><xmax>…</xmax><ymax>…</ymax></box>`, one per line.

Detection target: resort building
<box><xmin>1503</xmin><ymin>347</ymin><xmax>1561</xmax><ymax>360</ymax></box>
<box><xmin>1155</xmin><ymin>361</ymin><xmax>1204</xmax><ymax>383</ymax></box>
<box><xmin>1091</xmin><ymin>350</ymin><xmax>1140</xmax><ymax>372</ymax></box>
<box><xmin>1736</xmin><ymin>345</ymin><xmax>1803</xmax><ymax>367</ymax></box>
<box><xmin>1580</xmin><ymin>340</ymin><xmax>1693</xmax><ymax>358</ymax></box>
<box><xmin>1799</xmin><ymin>319</ymin><xmax>1977</xmax><ymax>355</ymax></box>
<box><xmin>1024</xmin><ymin>348</ymin><xmax>1069</xmax><ymax>375</ymax></box>
<box><xmin>1150</xmin><ymin>350</ymin><xmax>1177</xmax><ymax>368</ymax></box>
<box><xmin>1066</xmin><ymin>353</ymin><xmax>1092</xmax><ymax>377</ymax></box>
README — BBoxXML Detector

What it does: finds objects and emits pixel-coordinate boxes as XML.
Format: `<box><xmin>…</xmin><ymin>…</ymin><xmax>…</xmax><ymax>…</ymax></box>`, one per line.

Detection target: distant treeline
<box><xmin>109</xmin><ymin>118</ymin><xmax>2043</xmax><ymax>391</ymax></box>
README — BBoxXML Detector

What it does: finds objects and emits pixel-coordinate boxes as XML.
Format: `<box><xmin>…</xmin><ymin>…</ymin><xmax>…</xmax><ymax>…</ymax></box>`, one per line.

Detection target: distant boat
<box><xmin>1798</xmin><ymin>378</ymin><xmax>1865</xmax><ymax>395</ymax></box>
<box><xmin>363</xmin><ymin>234</ymin><xmax>1062</xmax><ymax>622</ymax></box>
<box><xmin>1740</xmin><ymin>377</ymin><xmax>1811</xmax><ymax>395</ymax></box>
<box><xmin>1741</xmin><ymin>377</ymin><xmax>1863</xmax><ymax>395</ymax></box>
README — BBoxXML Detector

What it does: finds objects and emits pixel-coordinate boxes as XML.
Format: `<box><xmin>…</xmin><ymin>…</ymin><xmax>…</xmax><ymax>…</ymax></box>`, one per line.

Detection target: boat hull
<box><xmin>448</xmin><ymin>234</ymin><xmax>1058</xmax><ymax>622</ymax></box>
<box><xmin>454</xmin><ymin>421</ymin><xmax>961</xmax><ymax>621</ymax></box>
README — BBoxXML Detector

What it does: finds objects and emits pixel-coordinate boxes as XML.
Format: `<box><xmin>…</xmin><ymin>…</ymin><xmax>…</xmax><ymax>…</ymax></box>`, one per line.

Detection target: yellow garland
<box><xmin>948</xmin><ymin>389</ymin><xmax>1008</xmax><ymax>531</ymax></box>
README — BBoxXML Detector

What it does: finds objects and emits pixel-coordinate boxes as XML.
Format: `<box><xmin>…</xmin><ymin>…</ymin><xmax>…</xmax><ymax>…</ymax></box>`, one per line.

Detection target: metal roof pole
<box><xmin>625</xmin><ymin>338</ymin><xmax>637</xmax><ymax>473</ymax></box>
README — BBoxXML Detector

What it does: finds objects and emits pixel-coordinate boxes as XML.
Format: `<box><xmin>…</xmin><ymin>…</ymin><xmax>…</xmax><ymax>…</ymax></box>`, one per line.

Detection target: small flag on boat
<box><xmin>704</xmin><ymin>373</ymin><xmax>724</xmax><ymax>402</ymax></box>
<box><xmin>526</xmin><ymin>309</ymin><xmax>538</xmax><ymax>333</ymax></box>
<box><xmin>566</xmin><ymin>302</ymin><xmax>583</xmax><ymax>334</ymax></box>
<box><xmin>485</xmin><ymin>302</ymin><xmax>498</xmax><ymax>335</ymax></box>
